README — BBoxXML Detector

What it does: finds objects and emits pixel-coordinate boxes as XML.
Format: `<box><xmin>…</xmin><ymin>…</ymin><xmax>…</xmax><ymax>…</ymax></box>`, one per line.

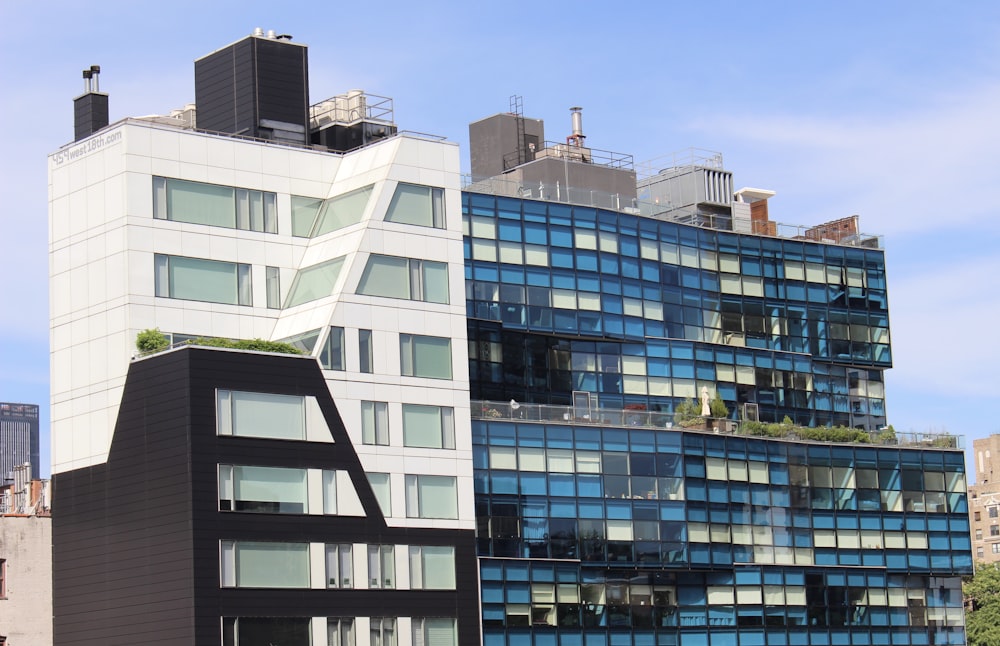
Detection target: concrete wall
<box><xmin>0</xmin><ymin>515</ymin><xmax>53</xmax><ymax>646</ymax></box>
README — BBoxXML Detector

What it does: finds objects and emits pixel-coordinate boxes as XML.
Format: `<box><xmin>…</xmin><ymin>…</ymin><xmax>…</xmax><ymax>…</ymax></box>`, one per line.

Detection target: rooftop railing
<box><xmin>461</xmin><ymin>175</ymin><xmax>883</xmax><ymax>249</ymax></box>
<box><xmin>471</xmin><ymin>400</ymin><xmax>962</xmax><ymax>450</ymax></box>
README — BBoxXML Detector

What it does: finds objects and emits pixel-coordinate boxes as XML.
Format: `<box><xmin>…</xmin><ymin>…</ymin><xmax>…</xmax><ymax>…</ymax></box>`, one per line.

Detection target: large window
<box><xmin>400</xmin><ymin>334</ymin><xmax>452</xmax><ymax>379</ymax></box>
<box><xmin>326</xmin><ymin>544</ymin><xmax>354</xmax><ymax>588</ymax></box>
<box><xmin>284</xmin><ymin>257</ymin><xmax>346</xmax><ymax>308</ymax></box>
<box><xmin>220</xmin><ymin>541</ymin><xmax>309</xmax><ymax>588</ymax></box>
<box><xmin>411</xmin><ymin>618</ymin><xmax>457</xmax><ymax>646</ymax></box>
<box><xmin>405</xmin><ymin>475</ymin><xmax>457</xmax><ymax>519</ymax></box>
<box><xmin>362</xmin><ymin>401</ymin><xmax>389</xmax><ymax>445</ymax></box>
<box><xmin>223</xmin><ymin>618</ymin><xmax>311</xmax><ymax>646</ymax></box>
<box><xmin>219</xmin><ymin>465</ymin><xmax>308</xmax><ymax>513</ymax></box>
<box><xmin>153</xmin><ymin>177</ymin><xmax>276</xmax><ymax>233</ymax></box>
<box><xmin>408</xmin><ymin>546</ymin><xmax>456</xmax><ymax>589</ymax></box>
<box><xmin>402</xmin><ymin>404</ymin><xmax>454</xmax><ymax>449</ymax></box>
<box><xmin>154</xmin><ymin>254</ymin><xmax>251</xmax><ymax>305</ymax></box>
<box><xmin>217</xmin><ymin>390</ymin><xmax>305</xmax><ymax>440</ymax></box>
<box><xmin>292</xmin><ymin>186</ymin><xmax>373</xmax><ymax>237</ymax></box>
<box><xmin>357</xmin><ymin>255</ymin><xmax>449</xmax><ymax>304</ymax></box>
<box><xmin>385</xmin><ymin>183</ymin><xmax>445</xmax><ymax>228</ymax></box>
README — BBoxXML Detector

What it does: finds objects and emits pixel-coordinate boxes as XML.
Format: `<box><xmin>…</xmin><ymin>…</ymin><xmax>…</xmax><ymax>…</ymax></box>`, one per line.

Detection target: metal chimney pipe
<box><xmin>570</xmin><ymin>106</ymin><xmax>584</xmax><ymax>137</ymax></box>
<box><xmin>91</xmin><ymin>65</ymin><xmax>101</xmax><ymax>92</ymax></box>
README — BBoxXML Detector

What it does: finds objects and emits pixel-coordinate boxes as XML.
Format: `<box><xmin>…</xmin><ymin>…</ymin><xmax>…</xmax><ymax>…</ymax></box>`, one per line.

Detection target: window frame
<box><xmin>153</xmin><ymin>176</ymin><xmax>277</xmax><ymax>233</ymax></box>
<box><xmin>154</xmin><ymin>253</ymin><xmax>252</xmax><ymax>306</ymax></box>
<box><xmin>368</xmin><ymin>545</ymin><xmax>395</xmax><ymax>589</ymax></box>
<box><xmin>405</xmin><ymin>474</ymin><xmax>458</xmax><ymax>519</ymax></box>
<box><xmin>326</xmin><ymin>543</ymin><xmax>354</xmax><ymax>589</ymax></box>
<box><xmin>399</xmin><ymin>334</ymin><xmax>453</xmax><ymax>380</ymax></box>
<box><xmin>361</xmin><ymin>401</ymin><xmax>389</xmax><ymax>446</ymax></box>
<box><xmin>402</xmin><ymin>404</ymin><xmax>455</xmax><ymax>449</ymax></box>
<box><xmin>385</xmin><ymin>183</ymin><xmax>445</xmax><ymax>229</ymax></box>
<box><xmin>357</xmin><ymin>255</ymin><xmax>450</xmax><ymax>304</ymax></box>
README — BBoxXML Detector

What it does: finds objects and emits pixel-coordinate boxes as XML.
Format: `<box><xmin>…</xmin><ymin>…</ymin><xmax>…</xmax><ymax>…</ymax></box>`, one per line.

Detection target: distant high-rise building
<box><xmin>969</xmin><ymin>434</ymin><xmax>1000</xmax><ymax>562</ymax></box>
<box><xmin>0</xmin><ymin>403</ymin><xmax>39</xmax><ymax>483</ymax></box>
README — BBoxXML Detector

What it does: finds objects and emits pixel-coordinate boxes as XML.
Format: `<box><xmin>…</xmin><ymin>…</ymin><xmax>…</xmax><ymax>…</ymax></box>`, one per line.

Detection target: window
<box><xmin>320</xmin><ymin>327</ymin><xmax>346</xmax><ymax>370</ymax></box>
<box><xmin>217</xmin><ymin>390</ymin><xmax>305</xmax><ymax>440</ymax></box>
<box><xmin>284</xmin><ymin>257</ymin><xmax>346</xmax><ymax>308</ymax></box>
<box><xmin>385</xmin><ymin>183</ymin><xmax>445</xmax><ymax>228</ymax></box>
<box><xmin>153</xmin><ymin>177</ymin><xmax>276</xmax><ymax>233</ymax></box>
<box><xmin>405</xmin><ymin>475</ymin><xmax>457</xmax><ymax>519</ymax></box>
<box><xmin>357</xmin><ymin>255</ymin><xmax>449</xmax><ymax>304</ymax></box>
<box><xmin>402</xmin><ymin>404</ymin><xmax>454</xmax><ymax>449</ymax></box>
<box><xmin>411</xmin><ymin>618</ymin><xmax>457</xmax><ymax>646</ymax></box>
<box><xmin>978</xmin><ymin>547</ymin><xmax>985</xmax><ymax>559</ymax></box>
<box><xmin>292</xmin><ymin>185</ymin><xmax>373</xmax><ymax>238</ymax></box>
<box><xmin>326</xmin><ymin>544</ymin><xmax>354</xmax><ymax>588</ymax></box>
<box><xmin>370</xmin><ymin>618</ymin><xmax>396</xmax><ymax>646</ymax></box>
<box><xmin>977</xmin><ymin>529</ymin><xmax>983</xmax><ymax>540</ymax></box>
<box><xmin>400</xmin><ymin>334</ymin><xmax>452</xmax><ymax>379</ymax></box>
<box><xmin>368</xmin><ymin>545</ymin><xmax>395</xmax><ymax>589</ymax></box>
<box><xmin>0</xmin><ymin>559</ymin><xmax>5</xmax><ymax>598</ymax></box>
<box><xmin>991</xmin><ymin>506</ymin><xmax>999</xmax><ymax>518</ymax></box>
<box><xmin>322</xmin><ymin>470</ymin><xmax>338</xmax><ymax>514</ymax></box>
<box><xmin>220</xmin><ymin>541</ymin><xmax>309</xmax><ymax>588</ymax></box>
<box><xmin>976</xmin><ymin>511</ymin><xmax>982</xmax><ymax>521</ymax></box>
<box><xmin>291</xmin><ymin>195</ymin><xmax>323</xmax><ymax>237</ymax></box>
<box><xmin>992</xmin><ymin>525</ymin><xmax>999</xmax><ymax>537</ymax></box>
<box><xmin>266</xmin><ymin>266</ymin><xmax>281</xmax><ymax>309</ymax></box>
<box><xmin>361</xmin><ymin>401</ymin><xmax>389</xmax><ymax>445</ymax></box>
<box><xmin>154</xmin><ymin>254</ymin><xmax>251</xmax><ymax>305</ymax></box>
<box><xmin>328</xmin><ymin>618</ymin><xmax>356</xmax><ymax>646</ymax></box>
<box><xmin>994</xmin><ymin>544</ymin><xmax>1000</xmax><ymax>554</ymax></box>
<box><xmin>408</xmin><ymin>546</ymin><xmax>456</xmax><ymax>589</ymax></box>
<box><xmin>219</xmin><ymin>465</ymin><xmax>307</xmax><ymax>513</ymax></box>
<box><xmin>368</xmin><ymin>473</ymin><xmax>391</xmax><ymax>516</ymax></box>
<box><xmin>359</xmin><ymin>329</ymin><xmax>373</xmax><ymax>373</ymax></box>
<box><xmin>223</xmin><ymin>618</ymin><xmax>311</xmax><ymax>646</ymax></box>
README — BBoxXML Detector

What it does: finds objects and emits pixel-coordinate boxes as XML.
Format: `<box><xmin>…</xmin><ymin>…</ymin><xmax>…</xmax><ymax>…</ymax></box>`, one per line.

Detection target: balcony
<box><xmin>471</xmin><ymin>400</ymin><xmax>962</xmax><ymax>449</ymax></box>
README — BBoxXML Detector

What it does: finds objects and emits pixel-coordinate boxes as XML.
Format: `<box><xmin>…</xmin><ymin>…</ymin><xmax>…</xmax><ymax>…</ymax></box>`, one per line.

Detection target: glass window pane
<box><xmin>236</xmin><ymin>542</ymin><xmax>309</xmax><ymax>588</ymax></box>
<box><xmin>368</xmin><ymin>472</ymin><xmax>391</xmax><ymax>516</ymax></box>
<box><xmin>291</xmin><ymin>195</ymin><xmax>323</xmax><ymax>237</ymax></box>
<box><xmin>226</xmin><ymin>390</ymin><xmax>304</xmax><ymax>440</ymax></box>
<box><xmin>265</xmin><ymin>266</ymin><xmax>281</xmax><ymax>309</ymax></box>
<box><xmin>403</xmin><ymin>404</ymin><xmax>449</xmax><ymax>448</ymax></box>
<box><xmin>358</xmin><ymin>255</ymin><xmax>410</xmax><ymax>300</ymax></box>
<box><xmin>401</xmin><ymin>335</ymin><xmax>452</xmax><ymax>379</ymax></box>
<box><xmin>314</xmin><ymin>186</ymin><xmax>373</xmax><ymax>236</ymax></box>
<box><xmin>285</xmin><ymin>257</ymin><xmax>346</xmax><ymax>307</ymax></box>
<box><xmin>421</xmin><ymin>546</ymin><xmax>456</xmax><ymax>589</ymax></box>
<box><xmin>422</xmin><ymin>261</ymin><xmax>450</xmax><ymax>304</ymax></box>
<box><xmin>165</xmin><ymin>178</ymin><xmax>235</xmax><ymax>227</ymax></box>
<box><xmin>166</xmin><ymin>255</ymin><xmax>239</xmax><ymax>304</ymax></box>
<box><xmin>386</xmin><ymin>183</ymin><xmax>444</xmax><ymax>228</ymax></box>
<box><xmin>232</xmin><ymin>465</ymin><xmax>307</xmax><ymax>513</ymax></box>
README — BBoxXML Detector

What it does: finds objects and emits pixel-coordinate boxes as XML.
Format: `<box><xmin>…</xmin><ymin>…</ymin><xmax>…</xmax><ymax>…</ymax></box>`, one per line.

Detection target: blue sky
<box><xmin>2</xmin><ymin>1</ymin><xmax>999</xmax><ymax>480</ymax></box>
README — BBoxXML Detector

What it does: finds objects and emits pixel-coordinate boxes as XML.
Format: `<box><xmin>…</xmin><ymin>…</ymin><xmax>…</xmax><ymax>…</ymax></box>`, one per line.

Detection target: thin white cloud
<box><xmin>887</xmin><ymin>254</ymin><xmax>1000</xmax><ymax>398</ymax></box>
<box><xmin>687</xmin><ymin>82</ymin><xmax>1000</xmax><ymax>236</ymax></box>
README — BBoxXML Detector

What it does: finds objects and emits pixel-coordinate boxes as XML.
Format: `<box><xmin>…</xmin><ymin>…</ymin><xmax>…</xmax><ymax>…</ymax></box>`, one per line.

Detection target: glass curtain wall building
<box><xmin>461</xmin><ymin>118</ymin><xmax>971</xmax><ymax>645</ymax></box>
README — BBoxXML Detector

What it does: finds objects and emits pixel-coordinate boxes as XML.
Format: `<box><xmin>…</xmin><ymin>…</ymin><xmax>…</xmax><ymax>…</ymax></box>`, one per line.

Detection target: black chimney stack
<box><xmin>74</xmin><ymin>65</ymin><xmax>109</xmax><ymax>141</ymax></box>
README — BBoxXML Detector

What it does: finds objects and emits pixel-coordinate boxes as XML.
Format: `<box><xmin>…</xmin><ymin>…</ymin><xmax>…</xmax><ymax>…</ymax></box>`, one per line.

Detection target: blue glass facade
<box><xmin>463</xmin><ymin>193</ymin><xmax>889</xmax><ymax>427</ymax></box>
<box><xmin>462</xmin><ymin>192</ymin><xmax>971</xmax><ymax>645</ymax></box>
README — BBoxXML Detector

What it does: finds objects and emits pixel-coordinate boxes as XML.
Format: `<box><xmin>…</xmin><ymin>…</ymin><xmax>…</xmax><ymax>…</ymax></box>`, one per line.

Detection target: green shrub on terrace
<box><xmin>135</xmin><ymin>329</ymin><xmax>302</xmax><ymax>356</ymax></box>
